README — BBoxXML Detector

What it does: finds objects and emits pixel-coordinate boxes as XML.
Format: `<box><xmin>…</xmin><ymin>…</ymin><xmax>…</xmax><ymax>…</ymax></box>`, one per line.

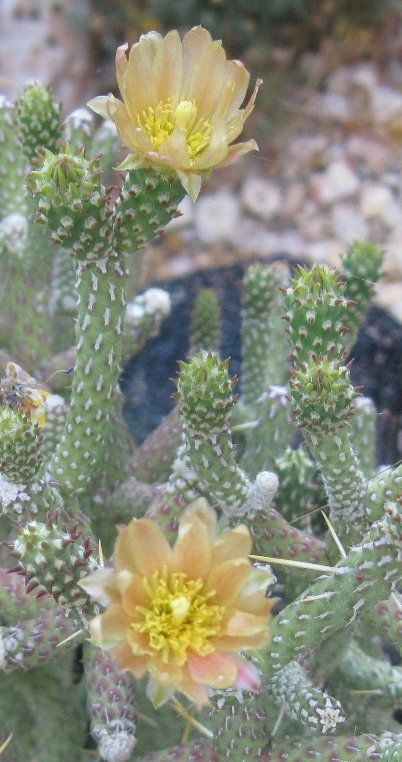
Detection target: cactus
<box><xmin>0</xmin><ymin>25</ymin><xmax>400</xmax><ymax>762</ymax></box>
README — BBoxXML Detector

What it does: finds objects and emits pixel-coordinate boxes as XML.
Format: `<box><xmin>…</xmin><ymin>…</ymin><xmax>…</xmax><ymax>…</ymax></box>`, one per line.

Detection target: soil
<box><xmin>121</xmin><ymin>262</ymin><xmax>402</xmax><ymax>467</ymax></box>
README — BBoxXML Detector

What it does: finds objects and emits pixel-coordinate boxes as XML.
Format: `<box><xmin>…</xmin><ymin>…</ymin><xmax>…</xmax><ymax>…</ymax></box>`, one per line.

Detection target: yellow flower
<box><xmin>88</xmin><ymin>27</ymin><xmax>261</xmax><ymax>200</ymax></box>
<box><xmin>80</xmin><ymin>500</ymin><xmax>273</xmax><ymax>707</ymax></box>
<box><xmin>0</xmin><ymin>362</ymin><xmax>49</xmax><ymax>428</ymax></box>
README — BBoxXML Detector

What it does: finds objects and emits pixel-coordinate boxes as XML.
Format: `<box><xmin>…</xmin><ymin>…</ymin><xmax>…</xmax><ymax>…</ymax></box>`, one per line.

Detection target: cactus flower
<box><xmin>0</xmin><ymin>362</ymin><xmax>49</xmax><ymax>428</ymax></box>
<box><xmin>80</xmin><ymin>500</ymin><xmax>273</xmax><ymax>707</ymax></box>
<box><xmin>88</xmin><ymin>26</ymin><xmax>261</xmax><ymax>199</ymax></box>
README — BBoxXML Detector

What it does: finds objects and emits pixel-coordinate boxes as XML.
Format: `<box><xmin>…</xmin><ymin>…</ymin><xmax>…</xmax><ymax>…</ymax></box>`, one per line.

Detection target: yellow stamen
<box><xmin>131</xmin><ymin>568</ymin><xmax>224</xmax><ymax>665</ymax></box>
<box><xmin>138</xmin><ymin>98</ymin><xmax>211</xmax><ymax>160</ymax></box>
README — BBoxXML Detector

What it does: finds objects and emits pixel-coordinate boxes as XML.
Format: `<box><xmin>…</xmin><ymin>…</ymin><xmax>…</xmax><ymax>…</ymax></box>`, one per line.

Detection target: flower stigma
<box><xmin>130</xmin><ymin>568</ymin><xmax>224</xmax><ymax>665</ymax></box>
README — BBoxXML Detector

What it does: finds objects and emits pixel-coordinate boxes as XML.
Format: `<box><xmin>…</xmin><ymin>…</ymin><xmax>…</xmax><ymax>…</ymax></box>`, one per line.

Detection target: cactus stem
<box><xmin>321</xmin><ymin>511</ymin><xmax>347</xmax><ymax>558</ymax></box>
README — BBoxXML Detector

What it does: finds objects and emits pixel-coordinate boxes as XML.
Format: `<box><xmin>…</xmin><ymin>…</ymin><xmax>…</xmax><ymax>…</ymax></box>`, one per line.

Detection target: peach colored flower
<box><xmin>80</xmin><ymin>500</ymin><xmax>273</xmax><ymax>707</ymax></box>
<box><xmin>88</xmin><ymin>27</ymin><xmax>261</xmax><ymax>200</ymax></box>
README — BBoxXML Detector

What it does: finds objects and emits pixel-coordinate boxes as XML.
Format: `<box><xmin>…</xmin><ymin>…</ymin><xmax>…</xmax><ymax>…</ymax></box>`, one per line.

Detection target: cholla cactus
<box><xmin>0</xmin><ymin>25</ymin><xmax>401</xmax><ymax>762</ymax></box>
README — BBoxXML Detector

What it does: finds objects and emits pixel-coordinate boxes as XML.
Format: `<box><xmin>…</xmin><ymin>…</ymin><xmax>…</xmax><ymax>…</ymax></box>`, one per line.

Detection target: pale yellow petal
<box><xmin>78</xmin><ymin>567</ymin><xmax>118</xmax><ymax>607</ymax></box>
<box><xmin>89</xmin><ymin>604</ymin><xmax>131</xmax><ymax>648</ymax></box>
<box><xmin>128</xmin><ymin>518</ymin><xmax>173</xmax><ymax>576</ymax></box>
<box><xmin>189</xmin><ymin>124</ymin><xmax>229</xmax><ymax>170</ymax></box>
<box><xmin>111</xmin><ymin>644</ymin><xmax>150</xmax><ymax>677</ymax></box>
<box><xmin>212</xmin><ymin>59</ymin><xmax>250</xmax><ymax>123</ymax></box>
<box><xmin>121</xmin><ymin>573</ymin><xmax>149</xmax><ymax>616</ymax></box>
<box><xmin>178</xmin><ymin>676</ymin><xmax>210</xmax><ymax>707</ymax></box>
<box><xmin>225</xmin><ymin>610</ymin><xmax>268</xmax><ymax>638</ymax></box>
<box><xmin>212</xmin><ymin>525</ymin><xmax>251</xmax><ymax>565</ymax></box>
<box><xmin>172</xmin><ymin>515</ymin><xmax>212</xmax><ymax>579</ymax></box>
<box><xmin>219</xmin><ymin>139</ymin><xmax>258</xmax><ymax>167</ymax></box>
<box><xmin>176</xmin><ymin>170</ymin><xmax>202</xmax><ymax>201</ymax></box>
<box><xmin>87</xmin><ymin>95</ymin><xmax>110</xmax><ymax>119</ymax></box>
<box><xmin>235</xmin><ymin>590</ymin><xmax>274</xmax><ymax>616</ymax></box>
<box><xmin>187</xmin><ymin>651</ymin><xmax>238</xmax><ymax>688</ymax></box>
<box><xmin>181</xmin><ymin>27</ymin><xmax>228</xmax><ymax>118</ymax></box>
<box><xmin>180</xmin><ymin>499</ymin><xmax>217</xmax><ymax>540</ymax></box>
<box><xmin>153</xmin><ymin>29</ymin><xmax>183</xmax><ymax>105</ymax></box>
<box><xmin>126</xmin><ymin>31</ymin><xmax>164</xmax><ymax>118</ymax></box>
<box><xmin>214</xmin><ymin>630</ymin><xmax>269</xmax><ymax>652</ymax></box>
<box><xmin>115</xmin><ymin>43</ymin><xmax>129</xmax><ymax>96</ymax></box>
<box><xmin>205</xmin><ymin>558</ymin><xmax>250</xmax><ymax>605</ymax></box>
<box><xmin>106</xmin><ymin>95</ymin><xmax>153</xmax><ymax>155</ymax></box>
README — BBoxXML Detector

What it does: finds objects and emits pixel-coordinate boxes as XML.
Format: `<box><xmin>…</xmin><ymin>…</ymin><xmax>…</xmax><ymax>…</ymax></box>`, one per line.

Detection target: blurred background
<box><xmin>2</xmin><ymin>0</ymin><xmax>402</xmax><ymax>322</ymax></box>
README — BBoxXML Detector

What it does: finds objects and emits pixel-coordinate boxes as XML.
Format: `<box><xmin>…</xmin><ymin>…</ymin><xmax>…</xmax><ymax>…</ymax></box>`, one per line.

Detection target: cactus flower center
<box><xmin>139</xmin><ymin>99</ymin><xmax>212</xmax><ymax>160</ymax></box>
<box><xmin>130</xmin><ymin>568</ymin><xmax>224</xmax><ymax>665</ymax></box>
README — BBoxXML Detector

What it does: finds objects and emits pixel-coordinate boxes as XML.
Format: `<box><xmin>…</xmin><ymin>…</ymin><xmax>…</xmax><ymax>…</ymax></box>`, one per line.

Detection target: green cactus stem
<box><xmin>139</xmin><ymin>739</ymin><xmax>218</xmax><ymax>761</ymax></box>
<box><xmin>40</xmin><ymin>394</ymin><xmax>68</xmax><ymax>461</ymax></box>
<box><xmin>174</xmin><ymin>351</ymin><xmax>249</xmax><ymax>512</ymax></box>
<box><xmin>0</xmin><ymin>569</ymin><xmax>41</xmax><ymax>624</ymax></box>
<box><xmin>16</xmin><ymin>84</ymin><xmax>61</xmax><ymax>163</ymax></box>
<box><xmin>0</xmin><ymin>407</ymin><xmax>43</xmax><ymax>484</ymax></box>
<box><xmin>84</xmin><ymin>644</ymin><xmax>137</xmax><ymax>762</ymax></box>
<box><xmin>209</xmin><ymin>689</ymin><xmax>274</xmax><ymax>759</ymax></box>
<box><xmin>290</xmin><ymin>358</ymin><xmax>370</xmax><ymax>544</ymax></box>
<box><xmin>359</xmin><ymin>595</ymin><xmax>402</xmax><ymax>656</ymax></box>
<box><xmin>268</xmin><ymin>660</ymin><xmax>345</xmax><ymax>734</ymax></box>
<box><xmin>263</xmin><ymin>505</ymin><xmax>401</xmax><ymax>676</ymax></box>
<box><xmin>103</xmin><ymin>476</ymin><xmax>161</xmax><ymax>522</ymax></box>
<box><xmin>342</xmin><ymin>242</ymin><xmax>384</xmax><ymax>347</ymax></box>
<box><xmin>0</xmin><ymin>96</ymin><xmax>25</xmax><ymax>216</ymax></box>
<box><xmin>330</xmin><ymin>642</ymin><xmax>402</xmax><ymax>710</ymax></box>
<box><xmin>10</xmin><ymin>518</ymin><xmax>98</xmax><ymax>614</ymax></box>
<box><xmin>241</xmin><ymin>263</ymin><xmax>277</xmax><ymax>406</ymax></box>
<box><xmin>0</xmin><ymin>604</ymin><xmax>76</xmax><ymax>672</ymax></box>
<box><xmin>240</xmin><ymin>385</ymin><xmax>295</xmax><ymax>477</ymax></box>
<box><xmin>29</xmin><ymin>156</ymin><xmax>184</xmax><ymax>495</ymax></box>
<box><xmin>190</xmin><ymin>288</ymin><xmax>222</xmax><ymax>356</ymax></box>
<box><xmin>349</xmin><ymin>396</ymin><xmax>377</xmax><ymax>479</ymax></box>
<box><xmin>251</xmin><ymin>504</ymin><xmax>328</xmax><ymax>568</ymax></box>
<box><xmin>131</xmin><ymin>407</ymin><xmax>182</xmax><ymax>484</ymax></box>
<box><xmin>273</xmin><ymin>446</ymin><xmax>325</xmax><ymax>526</ymax></box>
<box><xmin>284</xmin><ymin>264</ymin><xmax>349</xmax><ymax>366</ymax></box>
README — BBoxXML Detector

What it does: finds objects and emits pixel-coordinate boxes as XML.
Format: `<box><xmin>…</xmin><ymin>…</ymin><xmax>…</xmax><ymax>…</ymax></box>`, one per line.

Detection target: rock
<box><xmin>309</xmin><ymin>92</ymin><xmax>353</xmax><ymax>124</ymax></box>
<box><xmin>194</xmin><ymin>192</ymin><xmax>240</xmax><ymax>244</ymax></box>
<box><xmin>311</xmin><ymin>160</ymin><xmax>360</xmax><ymax>205</ymax></box>
<box><xmin>374</xmin><ymin>283</ymin><xmax>402</xmax><ymax>323</ymax></box>
<box><xmin>330</xmin><ymin>204</ymin><xmax>368</xmax><ymax>245</ymax></box>
<box><xmin>288</xmin><ymin>134</ymin><xmax>327</xmax><ymax>169</ymax></box>
<box><xmin>383</xmin><ymin>227</ymin><xmax>402</xmax><ymax>277</ymax></box>
<box><xmin>229</xmin><ymin>218</ymin><xmax>281</xmax><ymax>256</ymax></box>
<box><xmin>346</xmin><ymin>135</ymin><xmax>389</xmax><ymax>171</ymax></box>
<box><xmin>305</xmin><ymin>239</ymin><xmax>342</xmax><ymax>269</ymax></box>
<box><xmin>0</xmin><ymin>0</ymin><xmax>96</xmax><ymax>113</ymax></box>
<box><xmin>360</xmin><ymin>183</ymin><xmax>400</xmax><ymax>227</ymax></box>
<box><xmin>240</xmin><ymin>176</ymin><xmax>282</xmax><ymax>221</ymax></box>
<box><xmin>280</xmin><ymin>183</ymin><xmax>305</xmax><ymax>216</ymax></box>
<box><xmin>370</xmin><ymin>85</ymin><xmax>402</xmax><ymax>131</ymax></box>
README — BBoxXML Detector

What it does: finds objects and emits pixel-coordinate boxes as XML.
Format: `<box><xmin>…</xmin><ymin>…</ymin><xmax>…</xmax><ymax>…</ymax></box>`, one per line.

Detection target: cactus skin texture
<box><xmin>0</xmin><ymin>51</ymin><xmax>401</xmax><ymax>762</ymax></box>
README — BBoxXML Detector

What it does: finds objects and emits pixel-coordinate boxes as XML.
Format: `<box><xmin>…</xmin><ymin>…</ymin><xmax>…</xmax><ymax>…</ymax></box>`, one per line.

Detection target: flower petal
<box><xmin>87</xmin><ymin>95</ymin><xmax>110</xmax><ymax>118</ymax></box>
<box><xmin>172</xmin><ymin>515</ymin><xmax>212</xmax><ymax>579</ymax></box>
<box><xmin>126</xmin><ymin>31</ymin><xmax>163</xmax><ymax>118</ymax></box>
<box><xmin>205</xmin><ymin>558</ymin><xmax>251</xmax><ymax>605</ymax></box>
<box><xmin>176</xmin><ymin>170</ymin><xmax>202</xmax><ymax>201</ymax></box>
<box><xmin>79</xmin><ymin>566</ymin><xmax>118</xmax><ymax>607</ymax></box>
<box><xmin>153</xmin><ymin>29</ymin><xmax>183</xmax><ymax>106</ymax></box>
<box><xmin>89</xmin><ymin>604</ymin><xmax>131</xmax><ymax>649</ymax></box>
<box><xmin>127</xmin><ymin>518</ymin><xmax>173</xmax><ymax>576</ymax></box>
<box><xmin>188</xmin><ymin>651</ymin><xmax>238</xmax><ymax>688</ymax></box>
<box><xmin>180</xmin><ymin>499</ymin><xmax>217</xmax><ymax>540</ymax></box>
<box><xmin>212</xmin><ymin>525</ymin><xmax>251</xmax><ymax>565</ymax></box>
<box><xmin>179</xmin><ymin>676</ymin><xmax>210</xmax><ymax>707</ymax></box>
<box><xmin>181</xmin><ymin>27</ymin><xmax>227</xmax><ymax>118</ymax></box>
<box><xmin>234</xmin><ymin>657</ymin><xmax>261</xmax><ymax>692</ymax></box>
<box><xmin>111</xmin><ymin>644</ymin><xmax>149</xmax><ymax>677</ymax></box>
<box><xmin>219</xmin><ymin>139</ymin><xmax>258</xmax><ymax>167</ymax></box>
<box><xmin>225</xmin><ymin>610</ymin><xmax>268</xmax><ymax>638</ymax></box>
<box><xmin>120</xmin><ymin>573</ymin><xmax>149</xmax><ymax>616</ymax></box>
<box><xmin>115</xmin><ymin>43</ymin><xmax>129</xmax><ymax>96</ymax></box>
